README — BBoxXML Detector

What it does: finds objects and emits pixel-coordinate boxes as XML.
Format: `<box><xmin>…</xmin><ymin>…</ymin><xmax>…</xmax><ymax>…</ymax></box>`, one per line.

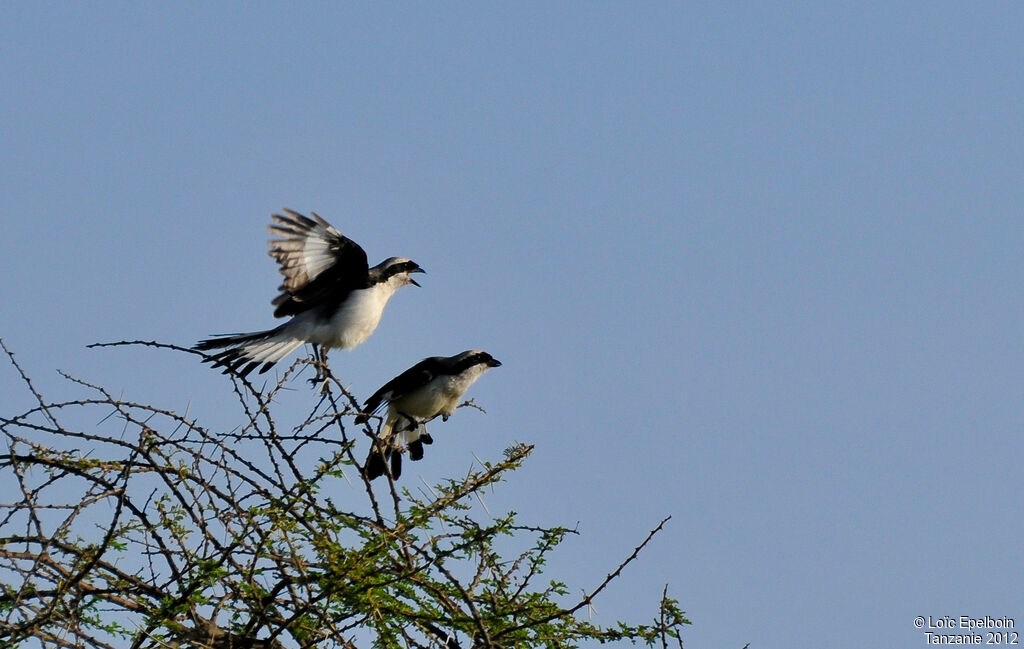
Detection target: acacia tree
<box><xmin>0</xmin><ymin>340</ymin><xmax>688</xmax><ymax>649</ymax></box>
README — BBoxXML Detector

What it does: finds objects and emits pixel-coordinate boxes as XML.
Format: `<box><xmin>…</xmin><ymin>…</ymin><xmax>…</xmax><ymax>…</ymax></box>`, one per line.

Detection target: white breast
<box><xmin>288</xmin><ymin>281</ymin><xmax>399</xmax><ymax>350</ymax></box>
<box><xmin>390</xmin><ymin>364</ymin><xmax>490</xmax><ymax>421</ymax></box>
<box><xmin>327</xmin><ymin>285</ymin><xmax>391</xmax><ymax>348</ymax></box>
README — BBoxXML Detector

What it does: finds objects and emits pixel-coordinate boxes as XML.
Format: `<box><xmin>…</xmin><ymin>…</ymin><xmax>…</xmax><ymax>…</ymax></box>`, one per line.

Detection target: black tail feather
<box><xmin>200</xmin><ymin>348</ymin><xmax>271</xmax><ymax>378</ymax></box>
<box><xmin>193</xmin><ymin>331</ymin><xmax>275</xmax><ymax>378</ymax></box>
<box><xmin>409</xmin><ymin>439</ymin><xmax>424</xmax><ymax>461</ymax></box>
<box><xmin>364</xmin><ymin>445</ymin><xmax>403</xmax><ymax>481</ymax></box>
<box><xmin>364</xmin><ymin>449</ymin><xmax>388</xmax><ymax>481</ymax></box>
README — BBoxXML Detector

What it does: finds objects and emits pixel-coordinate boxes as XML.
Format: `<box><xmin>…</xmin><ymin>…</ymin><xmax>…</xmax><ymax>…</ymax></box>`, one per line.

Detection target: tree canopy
<box><xmin>1</xmin><ymin>340</ymin><xmax>687</xmax><ymax>649</ymax></box>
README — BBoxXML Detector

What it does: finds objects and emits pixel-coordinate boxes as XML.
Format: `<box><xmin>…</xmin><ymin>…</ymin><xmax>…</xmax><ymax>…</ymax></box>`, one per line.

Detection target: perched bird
<box><xmin>356</xmin><ymin>350</ymin><xmax>502</xmax><ymax>480</ymax></box>
<box><xmin>195</xmin><ymin>209</ymin><xmax>424</xmax><ymax>378</ymax></box>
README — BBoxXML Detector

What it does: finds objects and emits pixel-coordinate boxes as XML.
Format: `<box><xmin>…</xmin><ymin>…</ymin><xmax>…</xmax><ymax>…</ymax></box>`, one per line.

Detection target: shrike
<box><xmin>356</xmin><ymin>350</ymin><xmax>502</xmax><ymax>480</ymax></box>
<box><xmin>195</xmin><ymin>209</ymin><xmax>424</xmax><ymax>378</ymax></box>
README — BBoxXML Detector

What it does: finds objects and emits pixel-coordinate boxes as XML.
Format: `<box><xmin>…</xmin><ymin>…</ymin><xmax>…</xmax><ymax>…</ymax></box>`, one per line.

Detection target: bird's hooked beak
<box><xmin>409</xmin><ymin>265</ymin><xmax>426</xmax><ymax>287</ymax></box>
<box><xmin>487</xmin><ymin>357</ymin><xmax>502</xmax><ymax>368</ymax></box>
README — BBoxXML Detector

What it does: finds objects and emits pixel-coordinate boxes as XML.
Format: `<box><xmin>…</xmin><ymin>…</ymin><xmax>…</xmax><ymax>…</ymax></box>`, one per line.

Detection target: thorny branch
<box><xmin>0</xmin><ymin>340</ymin><xmax>687</xmax><ymax>648</ymax></box>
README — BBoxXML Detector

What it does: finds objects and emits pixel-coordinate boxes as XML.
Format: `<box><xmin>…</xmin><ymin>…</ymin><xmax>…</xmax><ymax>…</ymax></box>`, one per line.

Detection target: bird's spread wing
<box><xmin>267</xmin><ymin>209</ymin><xmax>370</xmax><ymax>317</ymax></box>
<box><xmin>357</xmin><ymin>357</ymin><xmax>443</xmax><ymax>423</ymax></box>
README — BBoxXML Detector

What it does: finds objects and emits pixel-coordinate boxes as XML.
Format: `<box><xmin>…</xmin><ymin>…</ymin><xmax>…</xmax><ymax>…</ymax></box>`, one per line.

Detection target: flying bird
<box><xmin>356</xmin><ymin>350</ymin><xmax>502</xmax><ymax>480</ymax></box>
<box><xmin>195</xmin><ymin>209</ymin><xmax>424</xmax><ymax>378</ymax></box>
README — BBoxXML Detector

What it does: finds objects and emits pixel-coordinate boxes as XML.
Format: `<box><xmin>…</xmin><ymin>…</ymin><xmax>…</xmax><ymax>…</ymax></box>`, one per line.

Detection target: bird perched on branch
<box><xmin>356</xmin><ymin>350</ymin><xmax>502</xmax><ymax>480</ymax></box>
<box><xmin>195</xmin><ymin>209</ymin><xmax>424</xmax><ymax>378</ymax></box>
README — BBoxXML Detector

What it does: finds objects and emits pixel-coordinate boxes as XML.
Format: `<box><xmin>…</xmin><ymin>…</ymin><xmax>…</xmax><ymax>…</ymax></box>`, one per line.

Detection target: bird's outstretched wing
<box><xmin>267</xmin><ymin>209</ymin><xmax>370</xmax><ymax>317</ymax></box>
<box><xmin>355</xmin><ymin>357</ymin><xmax>444</xmax><ymax>424</ymax></box>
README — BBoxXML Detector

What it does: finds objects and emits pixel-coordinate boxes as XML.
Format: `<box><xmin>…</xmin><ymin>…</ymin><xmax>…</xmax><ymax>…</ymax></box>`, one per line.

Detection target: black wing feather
<box><xmin>355</xmin><ymin>357</ymin><xmax>445</xmax><ymax>424</ymax></box>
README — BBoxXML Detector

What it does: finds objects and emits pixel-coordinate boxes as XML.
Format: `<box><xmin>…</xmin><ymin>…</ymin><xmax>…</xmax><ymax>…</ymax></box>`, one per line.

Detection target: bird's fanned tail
<box><xmin>194</xmin><ymin>326</ymin><xmax>304</xmax><ymax>378</ymax></box>
<box><xmin>362</xmin><ymin>422</ymin><xmax>434</xmax><ymax>481</ymax></box>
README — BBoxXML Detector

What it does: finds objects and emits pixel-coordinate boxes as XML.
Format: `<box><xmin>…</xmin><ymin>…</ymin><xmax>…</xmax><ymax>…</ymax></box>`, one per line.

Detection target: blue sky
<box><xmin>2</xmin><ymin>4</ymin><xmax>1023</xmax><ymax>648</ymax></box>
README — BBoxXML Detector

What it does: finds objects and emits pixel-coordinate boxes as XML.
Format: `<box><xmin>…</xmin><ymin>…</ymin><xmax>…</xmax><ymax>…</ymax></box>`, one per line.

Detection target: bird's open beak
<box><xmin>410</xmin><ymin>267</ymin><xmax>425</xmax><ymax>287</ymax></box>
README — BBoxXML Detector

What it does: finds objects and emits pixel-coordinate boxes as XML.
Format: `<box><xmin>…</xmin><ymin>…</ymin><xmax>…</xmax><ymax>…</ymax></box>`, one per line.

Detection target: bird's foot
<box><xmin>308</xmin><ymin>374</ymin><xmax>330</xmax><ymax>394</ymax></box>
<box><xmin>308</xmin><ymin>345</ymin><xmax>331</xmax><ymax>393</ymax></box>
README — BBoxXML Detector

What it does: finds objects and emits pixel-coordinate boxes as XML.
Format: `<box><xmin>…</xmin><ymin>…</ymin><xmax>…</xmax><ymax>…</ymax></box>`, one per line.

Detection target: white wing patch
<box><xmin>297</xmin><ymin>228</ymin><xmax>337</xmax><ymax>284</ymax></box>
<box><xmin>268</xmin><ymin>210</ymin><xmax>347</xmax><ymax>292</ymax></box>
